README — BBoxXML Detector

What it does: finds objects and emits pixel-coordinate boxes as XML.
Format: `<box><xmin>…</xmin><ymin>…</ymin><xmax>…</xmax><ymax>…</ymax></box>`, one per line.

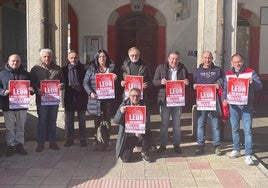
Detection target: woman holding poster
<box><xmin>83</xmin><ymin>49</ymin><xmax>117</xmax><ymax>151</ymax></box>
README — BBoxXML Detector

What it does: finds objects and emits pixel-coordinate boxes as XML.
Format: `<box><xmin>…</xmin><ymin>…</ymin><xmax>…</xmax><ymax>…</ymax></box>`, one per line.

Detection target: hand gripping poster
<box><xmin>227</xmin><ymin>77</ymin><xmax>249</xmax><ymax>105</ymax></box>
<box><xmin>40</xmin><ymin>80</ymin><xmax>60</xmax><ymax>105</ymax></box>
<box><xmin>166</xmin><ymin>80</ymin><xmax>185</xmax><ymax>107</ymax></box>
<box><xmin>9</xmin><ymin>80</ymin><xmax>30</xmax><ymax>109</ymax></box>
<box><xmin>95</xmin><ymin>73</ymin><xmax>115</xmax><ymax>99</ymax></box>
<box><xmin>124</xmin><ymin>75</ymin><xmax>143</xmax><ymax>100</ymax></box>
<box><xmin>196</xmin><ymin>84</ymin><xmax>216</xmax><ymax>111</ymax></box>
<box><xmin>125</xmin><ymin>106</ymin><xmax>146</xmax><ymax>134</ymax></box>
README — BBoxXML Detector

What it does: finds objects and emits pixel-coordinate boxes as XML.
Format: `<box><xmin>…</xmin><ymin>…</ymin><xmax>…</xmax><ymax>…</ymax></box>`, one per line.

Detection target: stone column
<box><xmin>197</xmin><ymin>0</ymin><xmax>225</xmax><ymax>67</ymax></box>
<box><xmin>26</xmin><ymin>0</ymin><xmax>42</xmax><ymax>70</ymax></box>
<box><xmin>25</xmin><ymin>0</ymin><xmax>68</xmax><ymax>141</ymax></box>
<box><xmin>48</xmin><ymin>0</ymin><xmax>68</xmax><ymax>67</ymax></box>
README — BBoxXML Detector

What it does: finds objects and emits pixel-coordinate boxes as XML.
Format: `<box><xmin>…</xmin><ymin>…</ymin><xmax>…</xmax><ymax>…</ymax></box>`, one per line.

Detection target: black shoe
<box><xmin>174</xmin><ymin>145</ymin><xmax>182</xmax><ymax>154</ymax></box>
<box><xmin>80</xmin><ymin>140</ymin><xmax>87</xmax><ymax>147</ymax></box>
<box><xmin>36</xmin><ymin>144</ymin><xmax>44</xmax><ymax>152</ymax></box>
<box><xmin>141</xmin><ymin>152</ymin><xmax>152</xmax><ymax>163</ymax></box>
<box><xmin>15</xmin><ymin>143</ymin><xmax>27</xmax><ymax>155</ymax></box>
<box><xmin>64</xmin><ymin>139</ymin><xmax>74</xmax><ymax>147</ymax></box>
<box><xmin>156</xmin><ymin>146</ymin><xmax>166</xmax><ymax>154</ymax></box>
<box><xmin>49</xmin><ymin>143</ymin><xmax>60</xmax><ymax>150</ymax></box>
<box><xmin>195</xmin><ymin>145</ymin><xmax>205</xmax><ymax>155</ymax></box>
<box><xmin>6</xmin><ymin>146</ymin><xmax>15</xmax><ymax>157</ymax></box>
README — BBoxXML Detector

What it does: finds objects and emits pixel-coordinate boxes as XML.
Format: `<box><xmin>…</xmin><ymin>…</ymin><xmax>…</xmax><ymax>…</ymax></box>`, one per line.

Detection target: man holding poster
<box><xmin>193</xmin><ymin>51</ymin><xmax>224</xmax><ymax>156</ymax></box>
<box><xmin>120</xmin><ymin>47</ymin><xmax>152</xmax><ymax>102</ymax></box>
<box><xmin>0</xmin><ymin>54</ymin><xmax>33</xmax><ymax>156</ymax></box>
<box><xmin>222</xmin><ymin>54</ymin><xmax>262</xmax><ymax>165</ymax></box>
<box><xmin>153</xmin><ymin>50</ymin><xmax>189</xmax><ymax>154</ymax></box>
<box><xmin>30</xmin><ymin>49</ymin><xmax>64</xmax><ymax>152</ymax></box>
<box><xmin>114</xmin><ymin>88</ymin><xmax>152</xmax><ymax>163</ymax></box>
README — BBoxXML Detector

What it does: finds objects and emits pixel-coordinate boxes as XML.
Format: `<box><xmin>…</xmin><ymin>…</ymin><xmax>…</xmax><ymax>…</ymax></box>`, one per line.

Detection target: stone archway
<box><xmin>238</xmin><ymin>8</ymin><xmax>260</xmax><ymax>74</ymax></box>
<box><xmin>107</xmin><ymin>4</ymin><xmax>166</xmax><ymax>67</ymax></box>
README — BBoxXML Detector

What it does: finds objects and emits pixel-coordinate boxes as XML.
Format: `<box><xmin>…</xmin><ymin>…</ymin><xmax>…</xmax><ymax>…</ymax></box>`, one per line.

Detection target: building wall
<box><xmin>68</xmin><ymin>0</ymin><xmax>268</xmax><ymax>76</ymax></box>
<box><xmin>238</xmin><ymin>0</ymin><xmax>268</xmax><ymax>75</ymax></box>
<box><xmin>68</xmin><ymin>0</ymin><xmax>198</xmax><ymax>73</ymax></box>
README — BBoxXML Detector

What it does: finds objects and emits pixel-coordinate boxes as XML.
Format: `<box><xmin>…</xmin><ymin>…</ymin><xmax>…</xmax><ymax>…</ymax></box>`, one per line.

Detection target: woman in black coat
<box><xmin>83</xmin><ymin>49</ymin><xmax>117</xmax><ymax>150</ymax></box>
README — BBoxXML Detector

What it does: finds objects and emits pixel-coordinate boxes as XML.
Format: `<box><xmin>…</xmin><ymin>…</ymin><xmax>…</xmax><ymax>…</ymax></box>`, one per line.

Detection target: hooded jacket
<box><xmin>0</xmin><ymin>63</ymin><xmax>31</xmax><ymax>111</ymax></box>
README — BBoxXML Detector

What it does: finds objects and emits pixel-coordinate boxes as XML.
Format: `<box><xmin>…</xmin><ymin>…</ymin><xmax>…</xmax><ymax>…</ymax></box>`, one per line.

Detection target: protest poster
<box><xmin>9</xmin><ymin>80</ymin><xmax>30</xmax><ymax>109</ymax></box>
<box><xmin>196</xmin><ymin>84</ymin><xmax>216</xmax><ymax>111</ymax></box>
<box><xmin>125</xmin><ymin>106</ymin><xmax>146</xmax><ymax>134</ymax></box>
<box><xmin>124</xmin><ymin>75</ymin><xmax>143</xmax><ymax>100</ymax></box>
<box><xmin>227</xmin><ymin>77</ymin><xmax>249</xmax><ymax>105</ymax></box>
<box><xmin>40</xmin><ymin>80</ymin><xmax>60</xmax><ymax>105</ymax></box>
<box><xmin>166</xmin><ymin>80</ymin><xmax>185</xmax><ymax>107</ymax></box>
<box><xmin>95</xmin><ymin>73</ymin><xmax>115</xmax><ymax>99</ymax></box>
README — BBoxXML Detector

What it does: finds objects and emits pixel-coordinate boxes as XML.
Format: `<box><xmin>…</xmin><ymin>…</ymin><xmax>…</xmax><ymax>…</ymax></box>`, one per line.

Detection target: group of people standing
<box><xmin>0</xmin><ymin>47</ymin><xmax>263</xmax><ymax>166</ymax></box>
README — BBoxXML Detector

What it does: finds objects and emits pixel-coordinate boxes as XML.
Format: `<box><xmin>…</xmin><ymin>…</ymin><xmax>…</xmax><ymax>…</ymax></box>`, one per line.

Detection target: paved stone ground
<box><xmin>0</xmin><ymin>102</ymin><xmax>267</xmax><ymax>187</ymax></box>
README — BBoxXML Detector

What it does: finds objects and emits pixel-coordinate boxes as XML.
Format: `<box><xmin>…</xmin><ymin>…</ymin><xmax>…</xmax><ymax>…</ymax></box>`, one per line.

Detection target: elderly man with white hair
<box><xmin>30</xmin><ymin>49</ymin><xmax>65</xmax><ymax>152</ymax></box>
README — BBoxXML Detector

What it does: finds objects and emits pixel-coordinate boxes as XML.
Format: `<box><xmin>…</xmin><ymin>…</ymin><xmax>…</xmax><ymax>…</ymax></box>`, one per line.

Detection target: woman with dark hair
<box><xmin>83</xmin><ymin>49</ymin><xmax>117</xmax><ymax>150</ymax></box>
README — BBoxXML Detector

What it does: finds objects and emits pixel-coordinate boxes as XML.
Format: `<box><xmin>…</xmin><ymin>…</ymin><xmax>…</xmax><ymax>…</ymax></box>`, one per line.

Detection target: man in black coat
<box><xmin>114</xmin><ymin>88</ymin><xmax>152</xmax><ymax>163</ymax></box>
<box><xmin>62</xmin><ymin>51</ymin><xmax>88</xmax><ymax>147</ymax></box>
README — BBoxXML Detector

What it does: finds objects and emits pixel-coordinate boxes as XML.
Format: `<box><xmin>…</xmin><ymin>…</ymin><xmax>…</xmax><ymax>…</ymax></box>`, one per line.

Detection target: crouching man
<box><xmin>114</xmin><ymin>88</ymin><xmax>152</xmax><ymax>163</ymax></box>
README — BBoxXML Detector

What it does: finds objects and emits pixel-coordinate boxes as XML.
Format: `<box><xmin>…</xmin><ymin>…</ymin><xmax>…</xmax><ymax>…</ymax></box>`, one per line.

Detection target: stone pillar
<box><xmin>26</xmin><ymin>0</ymin><xmax>42</xmax><ymax>71</ymax></box>
<box><xmin>197</xmin><ymin>0</ymin><xmax>224</xmax><ymax>67</ymax></box>
<box><xmin>25</xmin><ymin>0</ymin><xmax>68</xmax><ymax>141</ymax></box>
<box><xmin>48</xmin><ymin>0</ymin><xmax>68</xmax><ymax>67</ymax></box>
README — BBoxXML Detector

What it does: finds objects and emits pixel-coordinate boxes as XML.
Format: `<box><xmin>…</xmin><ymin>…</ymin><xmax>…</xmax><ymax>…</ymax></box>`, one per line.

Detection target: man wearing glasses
<box><xmin>120</xmin><ymin>47</ymin><xmax>152</xmax><ymax>102</ymax></box>
<box><xmin>114</xmin><ymin>88</ymin><xmax>152</xmax><ymax>163</ymax></box>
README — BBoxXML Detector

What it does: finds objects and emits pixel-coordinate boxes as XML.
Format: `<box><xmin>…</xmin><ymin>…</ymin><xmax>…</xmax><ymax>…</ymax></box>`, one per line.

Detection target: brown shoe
<box><xmin>36</xmin><ymin>144</ymin><xmax>44</xmax><ymax>152</ymax></box>
<box><xmin>49</xmin><ymin>143</ymin><xmax>60</xmax><ymax>150</ymax></box>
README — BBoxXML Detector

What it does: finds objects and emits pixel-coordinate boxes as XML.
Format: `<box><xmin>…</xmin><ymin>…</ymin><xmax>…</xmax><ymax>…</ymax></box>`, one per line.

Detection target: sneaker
<box><xmin>174</xmin><ymin>145</ymin><xmax>182</xmax><ymax>154</ymax></box>
<box><xmin>156</xmin><ymin>146</ymin><xmax>166</xmax><ymax>154</ymax></box>
<box><xmin>214</xmin><ymin>146</ymin><xmax>222</xmax><ymax>156</ymax></box>
<box><xmin>195</xmin><ymin>145</ymin><xmax>204</xmax><ymax>155</ymax></box>
<box><xmin>80</xmin><ymin>140</ymin><xmax>87</xmax><ymax>147</ymax></box>
<box><xmin>245</xmin><ymin>156</ymin><xmax>254</xmax><ymax>165</ymax></box>
<box><xmin>15</xmin><ymin>143</ymin><xmax>27</xmax><ymax>155</ymax></box>
<box><xmin>6</xmin><ymin>146</ymin><xmax>15</xmax><ymax>157</ymax></box>
<box><xmin>64</xmin><ymin>139</ymin><xmax>74</xmax><ymax>147</ymax></box>
<box><xmin>229</xmin><ymin>150</ymin><xmax>241</xmax><ymax>158</ymax></box>
<box><xmin>36</xmin><ymin>144</ymin><xmax>44</xmax><ymax>152</ymax></box>
<box><xmin>141</xmin><ymin>152</ymin><xmax>152</xmax><ymax>163</ymax></box>
<box><xmin>49</xmin><ymin>143</ymin><xmax>60</xmax><ymax>150</ymax></box>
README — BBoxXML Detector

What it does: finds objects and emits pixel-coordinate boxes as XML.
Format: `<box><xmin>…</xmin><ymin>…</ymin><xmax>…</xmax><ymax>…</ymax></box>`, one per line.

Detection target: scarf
<box><xmin>68</xmin><ymin>63</ymin><xmax>80</xmax><ymax>90</ymax></box>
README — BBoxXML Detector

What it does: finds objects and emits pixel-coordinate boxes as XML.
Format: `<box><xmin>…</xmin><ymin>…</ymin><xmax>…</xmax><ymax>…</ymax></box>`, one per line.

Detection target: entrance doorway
<box><xmin>115</xmin><ymin>12</ymin><xmax>158</xmax><ymax>104</ymax></box>
<box><xmin>116</xmin><ymin>12</ymin><xmax>158</xmax><ymax>73</ymax></box>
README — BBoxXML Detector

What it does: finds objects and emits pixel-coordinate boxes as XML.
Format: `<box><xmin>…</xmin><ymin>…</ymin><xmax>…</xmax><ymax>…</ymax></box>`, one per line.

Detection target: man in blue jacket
<box><xmin>0</xmin><ymin>54</ymin><xmax>33</xmax><ymax>156</ymax></box>
<box><xmin>193</xmin><ymin>51</ymin><xmax>224</xmax><ymax>156</ymax></box>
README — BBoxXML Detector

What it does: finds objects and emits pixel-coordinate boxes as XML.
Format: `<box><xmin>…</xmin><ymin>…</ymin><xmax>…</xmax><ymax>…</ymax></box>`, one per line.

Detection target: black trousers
<box><xmin>120</xmin><ymin>129</ymin><xmax>151</xmax><ymax>162</ymax></box>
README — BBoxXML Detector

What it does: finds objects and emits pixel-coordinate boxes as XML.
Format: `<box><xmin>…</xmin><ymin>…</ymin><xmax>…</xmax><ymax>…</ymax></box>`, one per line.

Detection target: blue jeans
<box><xmin>65</xmin><ymin>111</ymin><xmax>86</xmax><ymax>140</ymax></box>
<box><xmin>229</xmin><ymin>104</ymin><xmax>253</xmax><ymax>156</ymax></box>
<box><xmin>197</xmin><ymin>110</ymin><xmax>220</xmax><ymax>146</ymax></box>
<box><xmin>160</xmin><ymin>105</ymin><xmax>182</xmax><ymax>146</ymax></box>
<box><xmin>36</xmin><ymin>104</ymin><xmax>59</xmax><ymax>144</ymax></box>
